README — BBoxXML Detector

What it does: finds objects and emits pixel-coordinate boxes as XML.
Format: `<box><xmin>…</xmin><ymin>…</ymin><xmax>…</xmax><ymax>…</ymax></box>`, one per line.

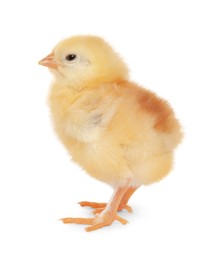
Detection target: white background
<box><xmin>0</xmin><ymin>0</ymin><xmax>220</xmax><ymax>259</ymax></box>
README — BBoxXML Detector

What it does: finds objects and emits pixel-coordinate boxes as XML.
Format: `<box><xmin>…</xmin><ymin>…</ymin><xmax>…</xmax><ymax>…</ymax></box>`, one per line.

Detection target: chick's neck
<box><xmin>62</xmin><ymin>76</ymin><xmax>127</xmax><ymax>93</ymax></box>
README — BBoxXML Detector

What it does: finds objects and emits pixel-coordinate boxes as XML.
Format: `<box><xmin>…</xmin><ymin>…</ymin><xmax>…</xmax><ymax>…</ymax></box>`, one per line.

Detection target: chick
<box><xmin>39</xmin><ymin>35</ymin><xmax>182</xmax><ymax>231</ymax></box>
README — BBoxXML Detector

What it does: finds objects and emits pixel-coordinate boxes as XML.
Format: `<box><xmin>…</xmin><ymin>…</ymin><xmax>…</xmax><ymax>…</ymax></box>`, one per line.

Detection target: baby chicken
<box><xmin>39</xmin><ymin>35</ymin><xmax>182</xmax><ymax>232</ymax></box>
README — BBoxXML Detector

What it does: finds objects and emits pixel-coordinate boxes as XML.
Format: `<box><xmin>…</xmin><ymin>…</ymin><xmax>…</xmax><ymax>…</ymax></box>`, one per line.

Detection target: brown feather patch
<box><xmin>138</xmin><ymin>90</ymin><xmax>175</xmax><ymax>133</ymax></box>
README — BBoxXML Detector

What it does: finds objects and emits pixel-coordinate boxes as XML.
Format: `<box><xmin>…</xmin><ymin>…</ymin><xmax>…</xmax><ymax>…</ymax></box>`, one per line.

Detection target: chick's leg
<box><xmin>79</xmin><ymin>186</ymin><xmax>138</xmax><ymax>214</ymax></box>
<box><xmin>118</xmin><ymin>186</ymin><xmax>138</xmax><ymax>212</ymax></box>
<box><xmin>61</xmin><ymin>185</ymin><xmax>129</xmax><ymax>232</ymax></box>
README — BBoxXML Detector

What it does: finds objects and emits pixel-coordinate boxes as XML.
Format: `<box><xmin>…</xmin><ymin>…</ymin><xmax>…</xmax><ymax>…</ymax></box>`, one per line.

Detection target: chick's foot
<box><xmin>60</xmin><ymin>211</ymin><xmax>128</xmax><ymax>232</ymax></box>
<box><xmin>61</xmin><ymin>183</ymin><xmax>133</xmax><ymax>231</ymax></box>
<box><xmin>87</xmin><ymin>212</ymin><xmax>128</xmax><ymax>232</ymax></box>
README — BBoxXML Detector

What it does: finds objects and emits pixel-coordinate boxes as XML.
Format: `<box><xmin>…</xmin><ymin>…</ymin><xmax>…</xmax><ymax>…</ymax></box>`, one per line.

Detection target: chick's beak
<box><xmin>38</xmin><ymin>53</ymin><xmax>58</xmax><ymax>69</ymax></box>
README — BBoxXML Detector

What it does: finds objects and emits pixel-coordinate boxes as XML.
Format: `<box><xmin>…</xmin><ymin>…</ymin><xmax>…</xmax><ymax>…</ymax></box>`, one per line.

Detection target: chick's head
<box><xmin>39</xmin><ymin>35</ymin><xmax>128</xmax><ymax>87</ymax></box>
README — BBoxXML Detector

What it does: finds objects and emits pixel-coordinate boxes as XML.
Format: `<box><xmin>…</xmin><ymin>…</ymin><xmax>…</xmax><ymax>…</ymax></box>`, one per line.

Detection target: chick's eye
<box><xmin>65</xmin><ymin>54</ymin><xmax>77</xmax><ymax>61</ymax></box>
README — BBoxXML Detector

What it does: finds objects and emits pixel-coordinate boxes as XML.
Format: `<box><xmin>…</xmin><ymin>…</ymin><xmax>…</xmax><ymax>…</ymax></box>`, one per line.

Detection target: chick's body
<box><xmin>40</xmin><ymin>35</ymin><xmax>182</xmax><ymax>231</ymax></box>
<box><xmin>49</xmin><ymin>80</ymin><xmax>181</xmax><ymax>187</ymax></box>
